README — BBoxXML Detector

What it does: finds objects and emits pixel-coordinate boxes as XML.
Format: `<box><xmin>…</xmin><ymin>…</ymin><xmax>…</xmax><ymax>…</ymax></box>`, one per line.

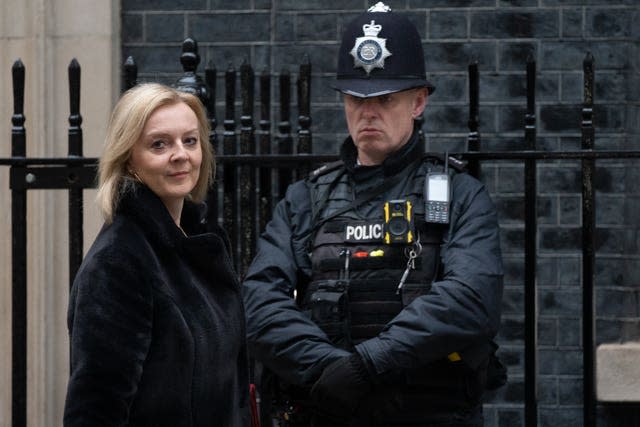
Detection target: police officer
<box><xmin>243</xmin><ymin>2</ymin><xmax>504</xmax><ymax>426</ymax></box>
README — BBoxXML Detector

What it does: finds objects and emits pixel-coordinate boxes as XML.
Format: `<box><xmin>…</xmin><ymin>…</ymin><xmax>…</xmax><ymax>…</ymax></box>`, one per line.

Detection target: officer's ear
<box><xmin>411</xmin><ymin>88</ymin><xmax>429</xmax><ymax>119</ymax></box>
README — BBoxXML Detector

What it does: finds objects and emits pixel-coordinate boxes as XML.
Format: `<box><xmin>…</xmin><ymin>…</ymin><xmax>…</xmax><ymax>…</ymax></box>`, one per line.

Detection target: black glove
<box><xmin>310</xmin><ymin>353</ymin><xmax>373</xmax><ymax>420</ymax></box>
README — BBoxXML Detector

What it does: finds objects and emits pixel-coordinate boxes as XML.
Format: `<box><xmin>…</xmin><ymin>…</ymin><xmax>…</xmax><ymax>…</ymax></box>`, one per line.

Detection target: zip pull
<box><xmin>396</xmin><ymin>239</ymin><xmax>422</xmax><ymax>295</ymax></box>
<box><xmin>339</xmin><ymin>248</ymin><xmax>351</xmax><ymax>281</ymax></box>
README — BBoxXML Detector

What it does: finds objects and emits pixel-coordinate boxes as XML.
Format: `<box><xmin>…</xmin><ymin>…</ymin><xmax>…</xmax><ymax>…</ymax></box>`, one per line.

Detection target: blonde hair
<box><xmin>96</xmin><ymin>83</ymin><xmax>213</xmax><ymax>223</ymax></box>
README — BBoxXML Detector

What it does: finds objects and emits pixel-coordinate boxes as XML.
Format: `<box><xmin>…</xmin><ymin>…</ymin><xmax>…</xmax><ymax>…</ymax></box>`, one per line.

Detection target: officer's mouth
<box><xmin>359</xmin><ymin>127</ymin><xmax>382</xmax><ymax>136</ymax></box>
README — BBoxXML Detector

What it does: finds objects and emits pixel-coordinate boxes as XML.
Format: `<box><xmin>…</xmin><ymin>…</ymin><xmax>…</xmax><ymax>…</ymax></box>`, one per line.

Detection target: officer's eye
<box><xmin>377</xmin><ymin>94</ymin><xmax>393</xmax><ymax>105</ymax></box>
<box><xmin>345</xmin><ymin>94</ymin><xmax>364</xmax><ymax>105</ymax></box>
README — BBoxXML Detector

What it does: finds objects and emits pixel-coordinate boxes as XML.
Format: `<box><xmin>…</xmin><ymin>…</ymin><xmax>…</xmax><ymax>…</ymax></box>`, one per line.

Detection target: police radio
<box><xmin>383</xmin><ymin>199</ymin><xmax>414</xmax><ymax>245</ymax></box>
<box><xmin>425</xmin><ymin>158</ymin><xmax>451</xmax><ymax>224</ymax></box>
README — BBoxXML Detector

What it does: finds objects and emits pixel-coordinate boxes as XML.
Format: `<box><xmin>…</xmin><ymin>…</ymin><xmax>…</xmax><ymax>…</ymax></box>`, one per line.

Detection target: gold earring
<box><xmin>129</xmin><ymin>170</ymin><xmax>143</xmax><ymax>183</ymax></box>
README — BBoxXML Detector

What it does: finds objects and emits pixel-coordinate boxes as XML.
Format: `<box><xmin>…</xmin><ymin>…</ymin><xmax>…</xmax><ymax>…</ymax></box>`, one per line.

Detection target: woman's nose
<box><xmin>171</xmin><ymin>141</ymin><xmax>189</xmax><ymax>161</ymax></box>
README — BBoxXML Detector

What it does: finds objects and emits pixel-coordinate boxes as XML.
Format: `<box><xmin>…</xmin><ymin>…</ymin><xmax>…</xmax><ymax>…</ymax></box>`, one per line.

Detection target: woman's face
<box><xmin>128</xmin><ymin>101</ymin><xmax>202</xmax><ymax>214</ymax></box>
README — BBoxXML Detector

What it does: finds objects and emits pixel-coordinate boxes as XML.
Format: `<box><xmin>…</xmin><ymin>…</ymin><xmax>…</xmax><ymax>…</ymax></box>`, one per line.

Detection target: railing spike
<box><xmin>12</xmin><ymin>59</ymin><xmax>26</xmax><ymax>120</ymax></box>
<box><xmin>180</xmin><ymin>37</ymin><xmax>200</xmax><ymax>72</ymax></box>
<box><xmin>174</xmin><ymin>37</ymin><xmax>209</xmax><ymax>105</ymax></box>
<box><xmin>68</xmin><ymin>59</ymin><xmax>82</xmax><ymax>123</ymax></box>
<box><xmin>466</xmin><ymin>61</ymin><xmax>480</xmax><ymax>178</ymax></box>
<box><xmin>123</xmin><ymin>56</ymin><xmax>137</xmax><ymax>91</ymax></box>
<box><xmin>11</xmin><ymin>59</ymin><xmax>26</xmax><ymax>159</ymax></box>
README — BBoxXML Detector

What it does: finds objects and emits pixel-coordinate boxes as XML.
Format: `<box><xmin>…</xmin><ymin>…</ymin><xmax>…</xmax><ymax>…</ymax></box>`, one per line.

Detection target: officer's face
<box><xmin>344</xmin><ymin>88</ymin><xmax>428</xmax><ymax>165</ymax></box>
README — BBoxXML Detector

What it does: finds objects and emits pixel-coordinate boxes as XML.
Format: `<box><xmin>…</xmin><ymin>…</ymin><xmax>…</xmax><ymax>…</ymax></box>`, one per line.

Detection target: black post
<box><xmin>123</xmin><ymin>56</ymin><xmax>137</xmax><ymax>92</ymax></box>
<box><xmin>277</xmin><ymin>70</ymin><xmax>292</xmax><ymax>199</ymax></box>
<box><xmin>523</xmin><ymin>56</ymin><xmax>538</xmax><ymax>427</ymax></box>
<box><xmin>68</xmin><ymin>58</ymin><xmax>84</xmax><ymax>286</ymax></box>
<box><xmin>581</xmin><ymin>52</ymin><xmax>597</xmax><ymax>427</ymax></box>
<box><xmin>174</xmin><ymin>37</ymin><xmax>210</xmax><ymax>107</ymax></box>
<box><xmin>223</xmin><ymin>64</ymin><xmax>238</xmax><ymax>265</ymax></box>
<box><xmin>467</xmin><ymin>61</ymin><xmax>480</xmax><ymax>179</ymax></box>
<box><xmin>296</xmin><ymin>56</ymin><xmax>312</xmax><ymax>177</ymax></box>
<box><xmin>11</xmin><ymin>58</ymin><xmax>27</xmax><ymax>427</ymax></box>
<box><xmin>204</xmin><ymin>61</ymin><xmax>219</xmax><ymax>228</ymax></box>
<box><xmin>258</xmin><ymin>70</ymin><xmax>272</xmax><ymax>234</ymax></box>
<box><xmin>239</xmin><ymin>59</ymin><xmax>256</xmax><ymax>275</ymax></box>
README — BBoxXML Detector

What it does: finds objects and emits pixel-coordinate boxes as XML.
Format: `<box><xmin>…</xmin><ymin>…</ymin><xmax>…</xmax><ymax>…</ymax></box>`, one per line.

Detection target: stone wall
<box><xmin>0</xmin><ymin>1</ymin><xmax>119</xmax><ymax>425</ymax></box>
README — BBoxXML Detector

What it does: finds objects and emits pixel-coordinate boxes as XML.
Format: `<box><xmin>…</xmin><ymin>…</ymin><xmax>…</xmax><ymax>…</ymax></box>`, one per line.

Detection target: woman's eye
<box><xmin>150</xmin><ymin>140</ymin><xmax>166</xmax><ymax>149</ymax></box>
<box><xmin>184</xmin><ymin>136</ymin><xmax>198</xmax><ymax>146</ymax></box>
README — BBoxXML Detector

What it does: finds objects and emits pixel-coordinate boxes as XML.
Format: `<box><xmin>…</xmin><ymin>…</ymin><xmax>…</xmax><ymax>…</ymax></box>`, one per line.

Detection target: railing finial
<box><xmin>123</xmin><ymin>56</ymin><xmax>137</xmax><ymax>91</ymax></box>
<box><xmin>12</xmin><ymin>59</ymin><xmax>26</xmax><ymax>157</ymax></box>
<box><xmin>174</xmin><ymin>37</ymin><xmax>209</xmax><ymax>106</ymax></box>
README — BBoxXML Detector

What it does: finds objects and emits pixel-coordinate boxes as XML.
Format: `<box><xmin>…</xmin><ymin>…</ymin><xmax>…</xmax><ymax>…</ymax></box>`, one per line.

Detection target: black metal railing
<box><xmin>2</xmin><ymin>38</ymin><xmax>640</xmax><ymax>427</ymax></box>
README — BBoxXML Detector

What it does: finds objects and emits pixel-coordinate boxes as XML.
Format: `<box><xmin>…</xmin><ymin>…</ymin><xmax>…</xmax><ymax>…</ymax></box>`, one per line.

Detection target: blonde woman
<box><xmin>64</xmin><ymin>83</ymin><xmax>249</xmax><ymax>426</ymax></box>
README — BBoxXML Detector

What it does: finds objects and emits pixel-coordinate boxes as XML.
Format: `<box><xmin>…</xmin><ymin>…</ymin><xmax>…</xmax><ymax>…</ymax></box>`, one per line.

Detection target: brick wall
<box><xmin>122</xmin><ymin>1</ymin><xmax>640</xmax><ymax>426</ymax></box>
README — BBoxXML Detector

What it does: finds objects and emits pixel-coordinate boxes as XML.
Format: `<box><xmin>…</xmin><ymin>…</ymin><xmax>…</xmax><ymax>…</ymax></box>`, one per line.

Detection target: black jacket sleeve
<box><xmin>355</xmin><ymin>173</ymin><xmax>504</xmax><ymax>378</ymax></box>
<box><xmin>64</xmin><ymin>234</ymin><xmax>153</xmax><ymax>426</ymax></box>
<box><xmin>243</xmin><ymin>181</ymin><xmax>350</xmax><ymax>387</ymax></box>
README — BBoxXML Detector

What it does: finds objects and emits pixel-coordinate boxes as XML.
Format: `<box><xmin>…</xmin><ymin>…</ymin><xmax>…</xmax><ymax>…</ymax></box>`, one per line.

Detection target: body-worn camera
<box><xmin>383</xmin><ymin>199</ymin><xmax>414</xmax><ymax>245</ymax></box>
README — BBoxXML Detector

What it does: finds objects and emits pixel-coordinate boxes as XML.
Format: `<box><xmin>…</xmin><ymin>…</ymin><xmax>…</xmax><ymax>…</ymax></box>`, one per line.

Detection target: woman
<box><xmin>64</xmin><ymin>83</ymin><xmax>249</xmax><ymax>426</ymax></box>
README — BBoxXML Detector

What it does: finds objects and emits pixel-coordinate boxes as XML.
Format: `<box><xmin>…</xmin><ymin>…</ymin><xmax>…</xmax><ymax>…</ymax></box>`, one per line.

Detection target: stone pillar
<box><xmin>0</xmin><ymin>0</ymin><xmax>120</xmax><ymax>425</ymax></box>
<box><xmin>597</xmin><ymin>342</ymin><xmax>640</xmax><ymax>402</ymax></box>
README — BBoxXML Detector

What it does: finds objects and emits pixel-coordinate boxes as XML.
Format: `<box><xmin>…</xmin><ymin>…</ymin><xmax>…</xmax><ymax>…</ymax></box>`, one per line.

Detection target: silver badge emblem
<box><xmin>350</xmin><ymin>20</ymin><xmax>392</xmax><ymax>75</ymax></box>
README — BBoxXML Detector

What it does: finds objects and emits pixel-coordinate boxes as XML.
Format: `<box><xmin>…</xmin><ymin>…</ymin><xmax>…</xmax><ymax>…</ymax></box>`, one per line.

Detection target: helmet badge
<box><xmin>349</xmin><ymin>20</ymin><xmax>392</xmax><ymax>75</ymax></box>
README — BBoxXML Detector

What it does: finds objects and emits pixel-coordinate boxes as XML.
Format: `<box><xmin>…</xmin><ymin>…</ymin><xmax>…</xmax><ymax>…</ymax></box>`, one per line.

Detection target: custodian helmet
<box><xmin>333</xmin><ymin>2</ymin><xmax>435</xmax><ymax>98</ymax></box>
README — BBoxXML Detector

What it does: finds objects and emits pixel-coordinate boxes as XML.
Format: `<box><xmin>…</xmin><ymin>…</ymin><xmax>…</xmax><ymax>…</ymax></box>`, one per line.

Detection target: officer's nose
<box><xmin>360</xmin><ymin>99</ymin><xmax>378</xmax><ymax>119</ymax></box>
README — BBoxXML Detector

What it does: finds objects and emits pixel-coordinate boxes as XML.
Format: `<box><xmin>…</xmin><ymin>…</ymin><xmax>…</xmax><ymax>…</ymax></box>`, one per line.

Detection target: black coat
<box><xmin>64</xmin><ymin>184</ymin><xmax>250</xmax><ymax>427</ymax></box>
<box><xmin>243</xmin><ymin>131</ymin><xmax>503</xmax><ymax>387</ymax></box>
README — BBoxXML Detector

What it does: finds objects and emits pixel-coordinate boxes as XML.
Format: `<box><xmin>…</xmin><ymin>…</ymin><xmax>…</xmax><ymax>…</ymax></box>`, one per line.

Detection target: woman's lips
<box><xmin>168</xmin><ymin>171</ymin><xmax>189</xmax><ymax>178</ymax></box>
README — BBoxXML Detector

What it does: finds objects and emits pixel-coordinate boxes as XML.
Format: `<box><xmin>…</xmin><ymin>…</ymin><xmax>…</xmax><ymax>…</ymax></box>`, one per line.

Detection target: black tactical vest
<box><xmin>302</xmin><ymin>158</ymin><xmax>448</xmax><ymax>349</ymax></box>
<box><xmin>292</xmin><ymin>157</ymin><xmax>498</xmax><ymax>417</ymax></box>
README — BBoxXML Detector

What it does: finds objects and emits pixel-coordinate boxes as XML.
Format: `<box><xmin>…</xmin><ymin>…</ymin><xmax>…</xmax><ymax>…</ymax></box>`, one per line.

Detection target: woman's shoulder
<box><xmin>97</xmin><ymin>215</ymin><xmax>152</xmax><ymax>251</ymax></box>
<box><xmin>78</xmin><ymin>216</ymin><xmax>155</xmax><ymax>279</ymax></box>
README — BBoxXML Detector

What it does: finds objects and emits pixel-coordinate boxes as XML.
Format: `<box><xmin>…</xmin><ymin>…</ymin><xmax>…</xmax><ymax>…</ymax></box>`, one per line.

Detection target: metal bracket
<box><xmin>10</xmin><ymin>164</ymin><xmax>97</xmax><ymax>190</ymax></box>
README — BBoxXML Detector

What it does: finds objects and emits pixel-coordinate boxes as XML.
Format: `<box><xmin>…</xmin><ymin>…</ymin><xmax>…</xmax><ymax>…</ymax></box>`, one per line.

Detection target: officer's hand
<box><xmin>310</xmin><ymin>353</ymin><xmax>373</xmax><ymax>419</ymax></box>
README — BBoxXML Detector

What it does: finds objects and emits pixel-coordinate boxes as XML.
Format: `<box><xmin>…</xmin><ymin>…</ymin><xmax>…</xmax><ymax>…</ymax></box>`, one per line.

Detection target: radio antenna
<box><xmin>444</xmin><ymin>150</ymin><xmax>449</xmax><ymax>174</ymax></box>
